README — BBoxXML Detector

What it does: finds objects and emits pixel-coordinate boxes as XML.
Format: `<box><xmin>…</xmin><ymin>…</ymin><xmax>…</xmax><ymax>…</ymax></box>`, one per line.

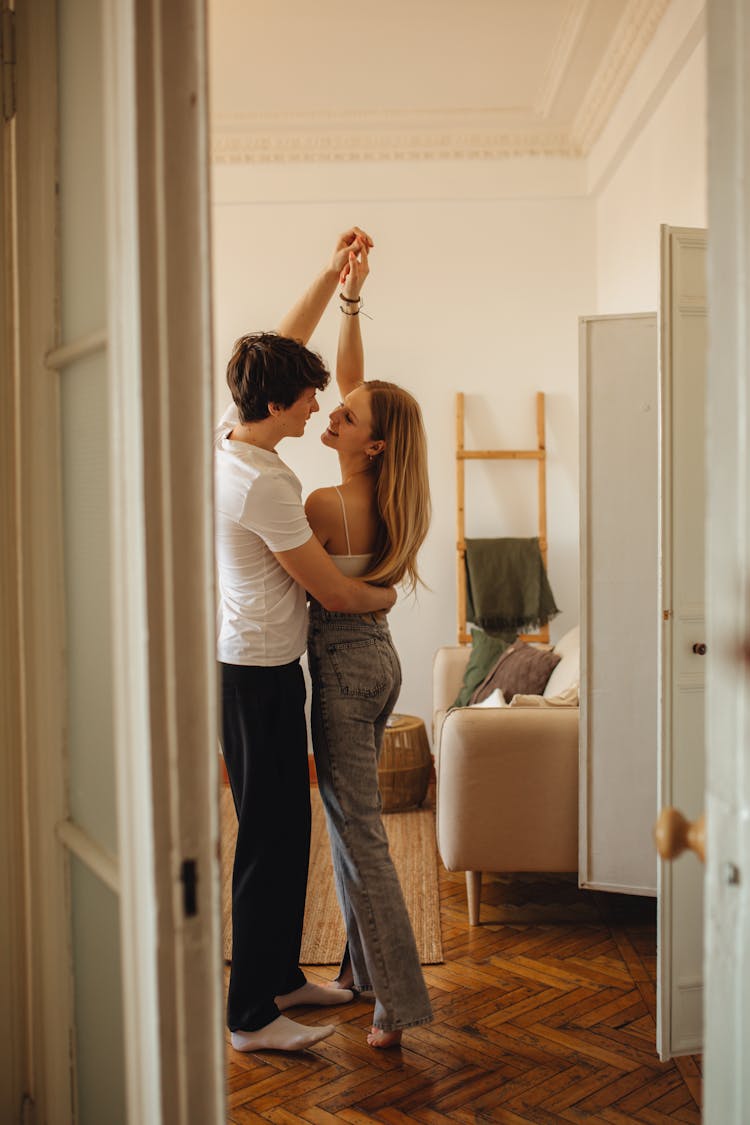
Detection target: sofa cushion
<box><xmin>451</xmin><ymin>628</ymin><xmax>514</xmax><ymax>708</ymax></box>
<box><xmin>510</xmin><ymin>684</ymin><xmax>579</xmax><ymax>707</ymax></box>
<box><xmin>470</xmin><ymin>641</ymin><xmax>561</xmax><ymax>705</ymax></box>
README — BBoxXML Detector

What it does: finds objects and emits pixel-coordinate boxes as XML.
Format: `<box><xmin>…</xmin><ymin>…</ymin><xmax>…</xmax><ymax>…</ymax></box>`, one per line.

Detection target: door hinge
<box><xmin>1</xmin><ymin>5</ymin><xmax>15</xmax><ymax>122</ymax></box>
<box><xmin>180</xmin><ymin>858</ymin><xmax>198</xmax><ymax>917</ymax></box>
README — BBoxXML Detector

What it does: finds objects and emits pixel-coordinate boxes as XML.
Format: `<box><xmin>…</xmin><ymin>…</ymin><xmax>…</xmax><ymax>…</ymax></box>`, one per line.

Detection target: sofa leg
<box><xmin>466</xmin><ymin>871</ymin><xmax>482</xmax><ymax>925</ymax></box>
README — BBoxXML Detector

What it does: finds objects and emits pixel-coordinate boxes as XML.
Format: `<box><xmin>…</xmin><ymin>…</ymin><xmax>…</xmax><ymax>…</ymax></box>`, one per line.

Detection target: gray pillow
<box><xmin>469</xmin><ymin>642</ymin><xmax>561</xmax><ymax>705</ymax></box>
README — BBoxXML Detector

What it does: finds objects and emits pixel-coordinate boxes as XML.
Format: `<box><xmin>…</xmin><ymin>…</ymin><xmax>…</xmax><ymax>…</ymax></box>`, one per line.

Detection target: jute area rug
<box><xmin>220</xmin><ymin>785</ymin><xmax>443</xmax><ymax>966</ymax></box>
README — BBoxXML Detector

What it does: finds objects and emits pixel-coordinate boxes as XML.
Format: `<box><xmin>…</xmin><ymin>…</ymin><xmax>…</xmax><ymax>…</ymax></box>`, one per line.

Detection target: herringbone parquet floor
<box><xmin>224</xmin><ymin>801</ymin><xmax>701</xmax><ymax>1125</ymax></box>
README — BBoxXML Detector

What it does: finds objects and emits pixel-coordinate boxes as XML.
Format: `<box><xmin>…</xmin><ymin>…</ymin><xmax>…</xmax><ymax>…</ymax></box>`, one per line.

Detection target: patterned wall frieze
<box><xmin>211</xmin><ymin>114</ymin><xmax>580</xmax><ymax>163</ymax></box>
<box><xmin>211</xmin><ymin>125</ymin><xmax>581</xmax><ymax>164</ymax></box>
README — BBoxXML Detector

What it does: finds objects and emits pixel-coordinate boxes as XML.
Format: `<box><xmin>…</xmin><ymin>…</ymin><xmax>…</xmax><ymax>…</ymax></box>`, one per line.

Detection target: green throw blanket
<box><xmin>465</xmin><ymin>537</ymin><xmax>559</xmax><ymax>634</ymax></box>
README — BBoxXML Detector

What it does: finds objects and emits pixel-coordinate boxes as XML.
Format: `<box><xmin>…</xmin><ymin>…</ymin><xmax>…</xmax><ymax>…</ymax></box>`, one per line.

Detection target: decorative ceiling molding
<box><xmin>212</xmin><ymin>127</ymin><xmax>580</xmax><ymax>164</ymax></box>
<box><xmin>211</xmin><ymin>105</ymin><xmax>578</xmax><ymax>163</ymax></box>
<box><xmin>214</xmin><ymin>106</ymin><xmax>538</xmax><ymax>132</ymax></box>
<box><xmin>534</xmin><ymin>0</ymin><xmax>591</xmax><ymax>120</ymax></box>
<box><xmin>210</xmin><ymin>0</ymin><xmax>670</xmax><ymax>165</ymax></box>
<box><xmin>571</xmin><ymin>0</ymin><xmax>671</xmax><ymax>151</ymax></box>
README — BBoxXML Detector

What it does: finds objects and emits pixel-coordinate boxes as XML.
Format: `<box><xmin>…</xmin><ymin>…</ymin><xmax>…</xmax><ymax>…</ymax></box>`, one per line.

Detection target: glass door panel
<box><xmin>58</xmin><ymin>0</ymin><xmax>126</xmax><ymax>1117</ymax></box>
<box><xmin>60</xmin><ymin>349</ymin><xmax>116</xmax><ymax>853</ymax></box>
<box><xmin>69</xmin><ymin>858</ymin><xmax>126</xmax><ymax>1125</ymax></box>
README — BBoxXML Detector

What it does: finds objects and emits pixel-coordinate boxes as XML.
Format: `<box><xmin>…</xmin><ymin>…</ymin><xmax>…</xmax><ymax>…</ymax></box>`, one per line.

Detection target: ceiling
<box><xmin>209</xmin><ymin>0</ymin><xmax>670</xmax><ymax>163</ymax></box>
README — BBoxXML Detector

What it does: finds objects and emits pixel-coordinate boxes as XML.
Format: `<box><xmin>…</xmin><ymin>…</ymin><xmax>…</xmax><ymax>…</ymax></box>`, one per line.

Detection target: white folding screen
<box><xmin>579</xmin><ymin>313</ymin><xmax>659</xmax><ymax>895</ymax></box>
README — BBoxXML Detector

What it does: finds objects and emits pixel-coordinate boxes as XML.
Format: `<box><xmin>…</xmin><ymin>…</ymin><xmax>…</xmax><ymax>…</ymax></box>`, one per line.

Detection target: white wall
<box><xmin>211</xmin><ymin>161</ymin><xmax>594</xmax><ymax>735</ymax></box>
<box><xmin>209</xmin><ymin>0</ymin><xmax>708</xmax><ymax>740</ymax></box>
<box><xmin>591</xmin><ymin>0</ymin><xmax>707</xmax><ymax>312</ymax></box>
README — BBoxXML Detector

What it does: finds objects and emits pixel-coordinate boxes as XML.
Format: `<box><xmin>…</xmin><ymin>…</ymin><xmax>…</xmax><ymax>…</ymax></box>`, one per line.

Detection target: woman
<box><xmin>305</xmin><ymin>242</ymin><xmax>433</xmax><ymax>1048</ymax></box>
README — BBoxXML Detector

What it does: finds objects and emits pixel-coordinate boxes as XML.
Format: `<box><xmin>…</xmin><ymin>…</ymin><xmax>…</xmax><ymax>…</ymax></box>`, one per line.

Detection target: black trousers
<box><xmin>220</xmin><ymin>660</ymin><xmax>310</xmax><ymax>1031</ymax></box>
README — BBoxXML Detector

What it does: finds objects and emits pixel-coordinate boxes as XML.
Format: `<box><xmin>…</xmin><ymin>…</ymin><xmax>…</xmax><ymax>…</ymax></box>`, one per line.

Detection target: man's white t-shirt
<box><xmin>214</xmin><ymin>405</ymin><xmax>312</xmax><ymax>666</ymax></box>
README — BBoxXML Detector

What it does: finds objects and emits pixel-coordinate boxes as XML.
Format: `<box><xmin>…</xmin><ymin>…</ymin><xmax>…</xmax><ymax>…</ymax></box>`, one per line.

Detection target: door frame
<box><xmin>127</xmin><ymin>1</ymin><xmax>225</xmax><ymax>1119</ymax></box>
<box><xmin>12</xmin><ymin>4</ymin><xmax>73</xmax><ymax>1121</ymax></box>
<box><xmin>703</xmin><ymin>0</ymin><xmax>750</xmax><ymax>1118</ymax></box>
<box><xmin>0</xmin><ymin>4</ymin><xmax>33</xmax><ymax>1118</ymax></box>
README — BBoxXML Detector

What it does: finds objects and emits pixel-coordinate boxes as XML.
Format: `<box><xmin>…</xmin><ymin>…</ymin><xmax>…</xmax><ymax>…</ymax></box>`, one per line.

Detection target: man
<box><xmin>215</xmin><ymin>228</ymin><xmax>393</xmax><ymax>1052</ymax></box>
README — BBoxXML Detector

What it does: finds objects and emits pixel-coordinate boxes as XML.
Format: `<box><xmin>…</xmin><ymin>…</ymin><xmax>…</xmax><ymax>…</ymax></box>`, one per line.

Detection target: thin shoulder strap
<box><xmin>333</xmin><ymin>486</ymin><xmax>352</xmax><ymax>555</ymax></box>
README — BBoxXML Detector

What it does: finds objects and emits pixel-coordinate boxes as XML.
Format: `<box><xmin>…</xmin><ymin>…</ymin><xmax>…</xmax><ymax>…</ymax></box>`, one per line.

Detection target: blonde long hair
<box><xmin>360</xmin><ymin>380</ymin><xmax>431</xmax><ymax>593</ymax></box>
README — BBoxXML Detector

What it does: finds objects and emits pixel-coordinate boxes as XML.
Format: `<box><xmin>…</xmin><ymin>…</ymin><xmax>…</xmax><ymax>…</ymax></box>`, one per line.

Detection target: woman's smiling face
<box><xmin>321</xmin><ymin>385</ymin><xmax>379</xmax><ymax>457</ymax></box>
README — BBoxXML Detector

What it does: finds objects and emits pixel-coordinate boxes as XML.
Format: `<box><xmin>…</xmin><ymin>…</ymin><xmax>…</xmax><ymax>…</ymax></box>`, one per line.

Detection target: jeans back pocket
<box><xmin>327</xmin><ymin>636</ymin><xmax>389</xmax><ymax>699</ymax></box>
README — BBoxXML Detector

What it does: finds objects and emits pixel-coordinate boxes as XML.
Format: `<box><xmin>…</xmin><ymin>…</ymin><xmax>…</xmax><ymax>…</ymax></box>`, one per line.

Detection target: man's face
<box><xmin>281</xmin><ymin>387</ymin><xmax>320</xmax><ymax>437</ymax></box>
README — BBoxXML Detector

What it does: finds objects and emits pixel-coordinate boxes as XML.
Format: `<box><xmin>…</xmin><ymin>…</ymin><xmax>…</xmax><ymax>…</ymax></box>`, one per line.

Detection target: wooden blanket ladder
<box><xmin>456</xmin><ymin>391</ymin><xmax>549</xmax><ymax>646</ymax></box>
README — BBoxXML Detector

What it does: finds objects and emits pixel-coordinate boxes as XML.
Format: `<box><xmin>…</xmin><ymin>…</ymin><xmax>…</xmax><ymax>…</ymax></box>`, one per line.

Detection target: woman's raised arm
<box><xmin>336</xmin><ymin>242</ymin><xmax>369</xmax><ymax>396</ymax></box>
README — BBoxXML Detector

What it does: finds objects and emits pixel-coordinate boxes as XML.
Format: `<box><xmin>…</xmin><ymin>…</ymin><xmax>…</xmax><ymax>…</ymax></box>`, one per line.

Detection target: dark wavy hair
<box><xmin>226</xmin><ymin>332</ymin><xmax>330</xmax><ymax>423</ymax></box>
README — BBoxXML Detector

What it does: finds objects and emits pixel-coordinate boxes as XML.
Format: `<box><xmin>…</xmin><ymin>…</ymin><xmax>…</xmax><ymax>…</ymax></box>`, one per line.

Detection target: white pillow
<box><xmin>468</xmin><ymin>687</ymin><xmax>508</xmax><ymax>708</ymax></box>
<box><xmin>543</xmin><ymin>626</ymin><xmax>580</xmax><ymax>698</ymax></box>
<box><xmin>552</xmin><ymin>625</ymin><xmax>579</xmax><ymax>659</ymax></box>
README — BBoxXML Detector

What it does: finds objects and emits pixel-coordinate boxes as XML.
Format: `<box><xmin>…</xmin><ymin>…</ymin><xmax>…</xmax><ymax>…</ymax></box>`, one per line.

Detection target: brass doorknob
<box><xmin>692</xmin><ymin>642</ymin><xmax>707</xmax><ymax>655</ymax></box>
<box><xmin>654</xmin><ymin>807</ymin><xmax>706</xmax><ymax>863</ymax></box>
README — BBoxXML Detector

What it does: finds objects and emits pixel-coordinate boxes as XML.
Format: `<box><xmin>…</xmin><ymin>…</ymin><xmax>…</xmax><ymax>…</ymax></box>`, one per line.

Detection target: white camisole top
<box><xmin>329</xmin><ymin>487</ymin><xmax>374</xmax><ymax>578</ymax></box>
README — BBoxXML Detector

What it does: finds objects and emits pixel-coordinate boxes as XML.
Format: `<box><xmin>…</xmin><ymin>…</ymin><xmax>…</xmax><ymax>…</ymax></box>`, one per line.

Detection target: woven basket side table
<box><xmin>378</xmin><ymin>713</ymin><xmax>432</xmax><ymax>812</ymax></box>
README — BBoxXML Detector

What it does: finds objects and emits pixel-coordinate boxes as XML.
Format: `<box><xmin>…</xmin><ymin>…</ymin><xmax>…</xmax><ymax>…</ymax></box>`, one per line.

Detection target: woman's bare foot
<box><xmin>330</xmin><ymin>976</ymin><xmax>376</xmax><ymax>1000</ymax></box>
<box><xmin>275</xmin><ymin>981</ymin><xmax>354</xmax><ymax>1010</ymax></box>
<box><xmin>329</xmin><ymin>975</ymin><xmax>354</xmax><ymax>991</ymax></box>
<box><xmin>231</xmin><ymin>1015</ymin><xmax>334</xmax><ymax>1053</ymax></box>
<box><xmin>366</xmin><ymin>1026</ymin><xmax>402</xmax><ymax>1049</ymax></box>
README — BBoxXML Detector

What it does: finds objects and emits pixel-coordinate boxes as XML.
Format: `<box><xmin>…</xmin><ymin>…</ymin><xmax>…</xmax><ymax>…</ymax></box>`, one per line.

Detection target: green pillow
<box><xmin>452</xmin><ymin>628</ymin><xmax>514</xmax><ymax>709</ymax></box>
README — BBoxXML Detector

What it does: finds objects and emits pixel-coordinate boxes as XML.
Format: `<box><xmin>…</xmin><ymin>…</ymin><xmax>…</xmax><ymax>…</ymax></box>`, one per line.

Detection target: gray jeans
<box><xmin>307</xmin><ymin>603</ymin><xmax>433</xmax><ymax>1032</ymax></box>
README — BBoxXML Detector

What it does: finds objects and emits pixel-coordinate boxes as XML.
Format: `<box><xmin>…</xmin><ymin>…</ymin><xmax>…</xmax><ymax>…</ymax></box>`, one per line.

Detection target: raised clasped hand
<box><xmin>331</xmin><ymin>226</ymin><xmax>374</xmax><ymax>284</ymax></box>
<box><xmin>339</xmin><ymin>238</ymin><xmax>370</xmax><ymax>302</ymax></box>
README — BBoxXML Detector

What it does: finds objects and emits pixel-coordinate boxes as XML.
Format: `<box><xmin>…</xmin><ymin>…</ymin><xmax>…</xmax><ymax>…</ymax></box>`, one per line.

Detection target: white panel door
<box><xmin>11</xmin><ymin>3</ymin><xmax>223</xmax><ymax>1123</ymax></box>
<box><xmin>579</xmin><ymin>313</ymin><xmax>658</xmax><ymax>895</ymax></box>
<box><xmin>703</xmin><ymin>0</ymin><xmax>750</xmax><ymax>1117</ymax></box>
<box><xmin>657</xmin><ymin>225</ymin><xmax>707</xmax><ymax>1059</ymax></box>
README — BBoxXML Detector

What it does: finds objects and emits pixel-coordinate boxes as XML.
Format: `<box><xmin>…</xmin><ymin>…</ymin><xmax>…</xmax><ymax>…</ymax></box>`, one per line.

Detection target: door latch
<box><xmin>180</xmin><ymin>859</ymin><xmax>198</xmax><ymax>917</ymax></box>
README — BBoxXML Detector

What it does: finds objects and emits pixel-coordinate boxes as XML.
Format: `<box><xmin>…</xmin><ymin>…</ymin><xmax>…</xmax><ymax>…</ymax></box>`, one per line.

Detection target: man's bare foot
<box><xmin>366</xmin><ymin>1026</ymin><xmax>402</xmax><ymax>1049</ymax></box>
<box><xmin>231</xmin><ymin>1015</ymin><xmax>334</xmax><ymax>1053</ymax></box>
<box><xmin>275</xmin><ymin>981</ymin><xmax>354</xmax><ymax>1010</ymax></box>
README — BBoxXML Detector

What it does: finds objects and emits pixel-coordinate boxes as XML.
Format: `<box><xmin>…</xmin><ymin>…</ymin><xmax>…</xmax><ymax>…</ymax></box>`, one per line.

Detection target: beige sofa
<box><xmin>432</xmin><ymin>627</ymin><xmax>580</xmax><ymax>924</ymax></box>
